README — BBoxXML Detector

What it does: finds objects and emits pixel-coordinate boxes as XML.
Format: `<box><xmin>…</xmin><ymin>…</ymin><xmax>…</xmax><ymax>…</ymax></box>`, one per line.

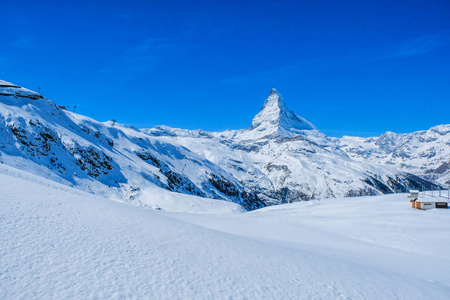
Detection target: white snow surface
<box><xmin>135</xmin><ymin>185</ymin><xmax>245</xmax><ymax>214</ymax></box>
<box><xmin>1</xmin><ymin>164</ymin><xmax>450</xmax><ymax>299</ymax></box>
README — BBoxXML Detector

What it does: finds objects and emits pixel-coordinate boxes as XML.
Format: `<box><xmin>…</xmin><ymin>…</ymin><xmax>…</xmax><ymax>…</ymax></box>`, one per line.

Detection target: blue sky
<box><xmin>1</xmin><ymin>0</ymin><xmax>449</xmax><ymax>137</ymax></box>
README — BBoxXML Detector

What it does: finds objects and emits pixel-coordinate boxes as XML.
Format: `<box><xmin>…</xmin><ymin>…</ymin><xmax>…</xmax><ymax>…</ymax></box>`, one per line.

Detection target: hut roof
<box><xmin>417</xmin><ymin>199</ymin><xmax>449</xmax><ymax>203</ymax></box>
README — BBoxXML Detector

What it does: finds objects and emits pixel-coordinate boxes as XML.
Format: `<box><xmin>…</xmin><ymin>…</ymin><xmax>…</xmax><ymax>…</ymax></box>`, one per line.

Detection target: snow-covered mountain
<box><xmin>0</xmin><ymin>80</ymin><xmax>441</xmax><ymax>209</ymax></box>
<box><xmin>145</xmin><ymin>89</ymin><xmax>438</xmax><ymax>203</ymax></box>
<box><xmin>338</xmin><ymin>125</ymin><xmax>450</xmax><ymax>186</ymax></box>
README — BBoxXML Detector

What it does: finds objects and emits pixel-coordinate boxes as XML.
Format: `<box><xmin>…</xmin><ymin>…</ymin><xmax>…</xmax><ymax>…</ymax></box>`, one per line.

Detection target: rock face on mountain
<box><xmin>0</xmin><ymin>81</ymin><xmax>442</xmax><ymax>210</ymax></box>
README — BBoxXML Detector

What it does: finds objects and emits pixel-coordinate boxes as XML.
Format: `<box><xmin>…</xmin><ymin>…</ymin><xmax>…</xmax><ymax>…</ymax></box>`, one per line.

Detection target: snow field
<box><xmin>1</xmin><ymin>166</ymin><xmax>450</xmax><ymax>299</ymax></box>
<box><xmin>173</xmin><ymin>195</ymin><xmax>450</xmax><ymax>285</ymax></box>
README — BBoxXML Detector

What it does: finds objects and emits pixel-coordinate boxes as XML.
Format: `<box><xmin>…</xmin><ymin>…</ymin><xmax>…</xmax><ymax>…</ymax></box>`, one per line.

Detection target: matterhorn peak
<box><xmin>261</xmin><ymin>88</ymin><xmax>286</xmax><ymax>112</ymax></box>
<box><xmin>250</xmin><ymin>89</ymin><xmax>316</xmax><ymax>137</ymax></box>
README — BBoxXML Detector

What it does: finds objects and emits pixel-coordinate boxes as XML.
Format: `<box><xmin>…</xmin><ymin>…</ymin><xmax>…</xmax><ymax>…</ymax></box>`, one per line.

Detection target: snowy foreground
<box><xmin>1</xmin><ymin>166</ymin><xmax>450</xmax><ymax>299</ymax></box>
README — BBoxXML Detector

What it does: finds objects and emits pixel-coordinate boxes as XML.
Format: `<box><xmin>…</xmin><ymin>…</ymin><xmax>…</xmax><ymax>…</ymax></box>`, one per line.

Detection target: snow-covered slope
<box><xmin>0</xmin><ymin>80</ymin><xmax>44</xmax><ymax>100</ymax></box>
<box><xmin>0</xmin><ymin>81</ymin><xmax>262</xmax><ymax>210</ymax></box>
<box><xmin>0</xmin><ymin>80</ymin><xmax>441</xmax><ymax>209</ymax></box>
<box><xmin>338</xmin><ymin>125</ymin><xmax>450</xmax><ymax>186</ymax></box>
<box><xmin>1</xmin><ymin>165</ymin><xmax>450</xmax><ymax>299</ymax></box>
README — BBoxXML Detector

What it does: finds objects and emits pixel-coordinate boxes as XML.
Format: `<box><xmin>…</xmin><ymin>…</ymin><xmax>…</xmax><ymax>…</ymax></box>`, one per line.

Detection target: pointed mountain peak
<box><xmin>250</xmin><ymin>89</ymin><xmax>316</xmax><ymax>136</ymax></box>
<box><xmin>258</xmin><ymin>88</ymin><xmax>287</xmax><ymax>114</ymax></box>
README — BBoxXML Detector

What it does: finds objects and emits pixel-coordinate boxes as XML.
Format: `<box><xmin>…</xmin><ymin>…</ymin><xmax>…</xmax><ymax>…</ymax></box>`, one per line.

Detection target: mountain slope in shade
<box><xmin>0</xmin><ymin>80</ymin><xmax>441</xmax><ymax>209</ymax></box>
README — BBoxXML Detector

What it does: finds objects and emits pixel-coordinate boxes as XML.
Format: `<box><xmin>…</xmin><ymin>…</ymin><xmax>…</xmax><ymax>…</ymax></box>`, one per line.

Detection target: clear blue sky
<box><xmin>1</xmin><ymin>0</ymin><xmax>449</xmax><ymax>137</ymax></box>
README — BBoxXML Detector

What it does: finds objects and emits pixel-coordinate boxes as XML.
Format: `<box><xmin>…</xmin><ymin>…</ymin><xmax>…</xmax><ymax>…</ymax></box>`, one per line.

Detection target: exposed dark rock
<box><xmin>136</xmin><ymin>150</ymin><xmax>204</xmax><ymax>197</ymax></box>
<box><xmin>70</xmin><ymin>145</ymin><xmax>113</xmax><ymax>178</ymax></box>
<box><xmin>207</xmin><ymin>173</ymin><xmax>265</xmax><ymax>210</ymax></box>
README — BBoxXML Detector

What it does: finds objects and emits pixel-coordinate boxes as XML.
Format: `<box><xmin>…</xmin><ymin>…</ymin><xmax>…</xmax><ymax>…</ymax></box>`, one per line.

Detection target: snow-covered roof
<box><xmin>417</xmin><ymin>199</ymin><xmax>449</xmax><ymax>203</ymax></box>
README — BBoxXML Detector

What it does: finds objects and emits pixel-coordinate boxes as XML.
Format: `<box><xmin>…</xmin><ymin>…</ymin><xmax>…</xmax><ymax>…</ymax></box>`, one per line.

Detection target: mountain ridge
<box><xmin>338</xmin><ymin>124</ymin><xmax>450</xmax><ymax>186</ymax></box>
<box><xmin>0</xmin><ymin>80</ymin><xmax>445</xmax><ymax>210</ymax></box>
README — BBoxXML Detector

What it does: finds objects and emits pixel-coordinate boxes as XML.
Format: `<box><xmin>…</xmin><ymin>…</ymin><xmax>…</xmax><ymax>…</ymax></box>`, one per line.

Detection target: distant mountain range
<box><xmin>337</xmin><ymin>125</ymin><xmax>450</xmax><ymax>186</ymax></box>
<box><xmin>0</xmin><ymin>80</ymin><xmax>446</xmax><ymax>209</ymax></box>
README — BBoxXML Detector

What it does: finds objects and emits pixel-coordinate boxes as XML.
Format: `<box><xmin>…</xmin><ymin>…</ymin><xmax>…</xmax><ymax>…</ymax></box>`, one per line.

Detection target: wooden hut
<box><xmin>415</xmin><ymin>200</ymin><xmax>449</xmax><ymax>210</ymax></box>
<box><xmin>409</xmin><ymin>190</ymin><xmax>420</xmax><ymax>208</ymax></box>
